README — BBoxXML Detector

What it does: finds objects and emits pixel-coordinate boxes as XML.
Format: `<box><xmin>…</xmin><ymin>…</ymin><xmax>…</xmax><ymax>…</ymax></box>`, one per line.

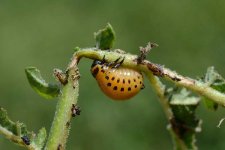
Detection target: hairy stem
<box><xmin>145</xmin><ymin>72</ymin><xmax>173</xmax><ymax>120</ymax></box>
<box><xmin>146</xmin><ymin>72</ymin><xmax>190</xmax><ymax>150</ymax></box>
<box><xmin>45</xmin><ymin>65</ymin><xmax>79</xmax><ymax>150</ymax></box>
<box><xmin>72</xmin><ymin>48</ymin><xmax>225</xmax><ymax>106</ymax></box>
<box><xmin>0</xmin><ymin>126</ymin><xmax>35</xmax><ymax>150</ymax></box>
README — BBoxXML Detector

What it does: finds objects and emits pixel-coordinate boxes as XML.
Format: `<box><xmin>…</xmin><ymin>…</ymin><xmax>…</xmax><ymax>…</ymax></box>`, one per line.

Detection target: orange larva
<box><xmin>91</xmin><ymin>58</ymin><xmax>144</xmax><ymax>100</ymax></box>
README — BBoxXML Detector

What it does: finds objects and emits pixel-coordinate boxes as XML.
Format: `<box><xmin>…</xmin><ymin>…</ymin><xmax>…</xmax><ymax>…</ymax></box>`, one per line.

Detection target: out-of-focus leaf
<box><xmin>204</xmin><ymin>67</ymin><xmax>225</xmax><ymax>92</ymax></box>
<box><xmin>203</xmin><ymin>97</ymin><xmax>218</xmax><ymax>111</ymax></box>
<box><xmin>73</xmin><ymin>47</ymin><xmax>80</xmax><ymax>52</ymax></box>
<box><xmin>0</xmin><ymin>107</ymin><xmax>33</xmax><ymax>137</ymax></box>
<box><xmin>168</xmin><ymin>88</ymin><xmax>201</xmax><ymax>150</ymax></box>
<box><xmin>212</xmin><ymin>83</ymin><xmax>225</xmax><ymax>93</ymax></box>
<box><xmin>94</xmin><ymin>23</ymin><xmax>115</xmax><ymax>50</ymax></box>
<box><xmin>0</xmin><ymin>107</ymin><xmax>34</xmax><ymax>143</ymax></box>
<box><xmin>0</xmin><ymin>107</ymin><xmax>47</xmax><ymax>149</ymax></box>
<box><xmin>202</xmin><ymin>66</ymin><xmax>225</xmax><ymax>110</ymax></box>
<box><xmin>31</xmin><ymin>128</ymin><xmax>47</xmax><ymax>150</ymax></box>
<box><xmin>25</xmin><ymin>67</ymin><xmax>60</xmax><ymax>99</ymax></box>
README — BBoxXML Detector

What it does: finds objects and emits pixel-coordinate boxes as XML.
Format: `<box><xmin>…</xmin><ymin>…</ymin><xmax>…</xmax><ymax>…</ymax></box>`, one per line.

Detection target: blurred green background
<box><xmin>0</xmin><ymin>0</ymin><xmax>225</xmax><ymax>149</ymax></box>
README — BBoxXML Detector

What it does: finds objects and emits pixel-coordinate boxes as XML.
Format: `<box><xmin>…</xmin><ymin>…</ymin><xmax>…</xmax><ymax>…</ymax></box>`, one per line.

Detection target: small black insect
<box><xmin>71</xmin><ymin>104</ymin><xmax>81</xmax><ymax>117</ymax></box>
<box><xmin>21</xmin><ymin>135</ymin><xmax>30</xmax><ymax>145</ymax></box>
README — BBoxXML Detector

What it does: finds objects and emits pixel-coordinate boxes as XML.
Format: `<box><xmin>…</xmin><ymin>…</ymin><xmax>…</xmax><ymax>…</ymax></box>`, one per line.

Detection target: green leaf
<box><xmin>25</xmin><ymin>67</ymin><xmax>60</xmax><ymax>99</ymax></box>
<box><xmin>73</xmin><ymin>46</ymin><xmax>80</xmax><ymax>52</ymax></box>
<box><xmin>0</xmin><ymin>107</ymin><xmax>47</xmax><ymax>149</ymax></box>
<box><xmin>94</xmin><ymin>23</ymin><xmax>115</xmax><ymax>50</ymax></box>
<box><xmin>31</xmin><ymin>128</ymin><xmax>47</xmax><ymax>150</ymax></box>
<box><xmin>0</xmin><ymin>107</ymin><xmax>32</xmax><ymax>137</ymax></box>
<box><xmin>168</xmin><ymin>88</ymin><xmax>201</xmax><ymax>150</ymax></box>
<box><xmin>202</xmin><ymin>66</ymin><xmax>225</xmax><ymax>110</ymax></box>
<box><xmin>203</xmin><ymin>97</ymin><xmax>218</xmax><ymax>111</ymax></box>
<box><xmin>204</xmin><ymin>66</ymin><xmax>225</xmax><ymax>93</ymax></box>
<box><xmin>170</xmin><ymin>105</ymin><xmax>201</xmax><ymax>150</ymax></box>
<box><xmin>0</xmin><ymin>107</ymin><xmax>33</xmax><ymax>141</ymax></box>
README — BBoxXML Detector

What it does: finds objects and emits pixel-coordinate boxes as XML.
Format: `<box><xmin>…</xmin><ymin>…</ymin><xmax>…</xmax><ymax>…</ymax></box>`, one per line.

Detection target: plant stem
<box><xmin>45</xmin><ymin>65</ymin><xmax>79</xmax><ymax>150</ymax></box>
<box><xmin>0</xmin><ymin>126</ymin><xmax>35</xmax><ymax>150</ymax></box>
<box><xmin>145</xmin><ymin>72</ymin><xmax>173</xmax><ymax>120</ymax></box>
<box><xmin>145</xmin><ymin>72</ymin><xmax>190</xmax><ymax>150</ymax></box>
<box><xmin>72</xmin><ymin>48</ymin><xmax>225</xmax><ymax>106</ymax></box>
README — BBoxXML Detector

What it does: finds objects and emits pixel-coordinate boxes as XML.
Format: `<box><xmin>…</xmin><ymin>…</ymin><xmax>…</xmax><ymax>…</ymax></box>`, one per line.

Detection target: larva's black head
<box><xmin>91</xmin><ymin>55</ymin><xmax>106</xmax><ymax>68</ymax></box>
<box><xmin>91</xmin><ymin>60</ymin><xmax>104</xmax><ymax>78</ymax></box>
<box><xmin>91</xmin><ymin>60</ymin><xmax>103</xmax><ymax>68</ymax></box>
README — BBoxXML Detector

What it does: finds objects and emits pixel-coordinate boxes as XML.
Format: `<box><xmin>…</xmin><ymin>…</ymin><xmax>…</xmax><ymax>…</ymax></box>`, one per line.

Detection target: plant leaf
<box><xmin>73</xmin><ymin>47</ymin><xmax>80</xmax><ymax>52</ymax></box>
<box><xmin>203</xmin><ymin>97</ymin><xmax>218</xmax><ymax>111</ymax></box>
<box><xmin>94</xmin><ymin>23</ymin><xmax>115</xmax><ymax>50</ymax></box>
<box><xmin>0</xmin><ymin>107</ymin><xmax>47</xmax><ymax>149</ymax></box>
<box><xmin>168</xmin><ymin>88</ymin><xmax>201</xmax><ymax>150</ymax></box>
<box><xmin>31</xmin><ymin>128</ymin><xmax>47</xmax><ymax>150</ymax></box>
<box><xmin>202</xmin><ymin>66</ymin><xmax>225</xmax><ymax>110</ymax></box>
<box><xmin>0</xmin><ymin>107</ymin><xmax>33</xmax><ymax>137</ymax></box>
<box><xmin>25</xmin><ymin>67</ymin><xmax>60</xmax><ymax>99</ymax></box>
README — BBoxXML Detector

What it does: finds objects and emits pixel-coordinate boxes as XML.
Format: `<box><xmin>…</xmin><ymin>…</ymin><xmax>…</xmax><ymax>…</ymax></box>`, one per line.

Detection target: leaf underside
<box><xmin>25</xmin><ymin>67</ymin><xmax>60</xmax><ymax>99</ymax></box>
<box><xmin>0</xmin><ymin>107</ymin><xmax>46</xmax><ymax>149</ymax></box>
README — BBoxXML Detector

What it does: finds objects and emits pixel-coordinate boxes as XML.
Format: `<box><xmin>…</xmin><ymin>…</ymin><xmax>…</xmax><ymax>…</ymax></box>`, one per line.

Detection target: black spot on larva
<box><xmin>140</xmin><ymin>81</ymin><xmax>142</xmax><ymax>84</ymax></box>
<box><xmin>92</xmin><ymin>67</ymin><xmax>99</xmax><ymax>77</ymax></box>
<box><xmin>113</xmin><ymin>86</ymin><xmax>118</xmax><ymax>90</ymax></box>
<box><xmin>107</xmin><ymin>83</ymin><xmax>111</xmax><ymax>86</ymax></box>
<box><xmin>105</xmin><ymin>76</ymin><xmax>109</xmax><ymax>80</ymax></box>
<box><xmin>128</xmin><ymin>79</ymin><xmax>131</xmax><ymax>84</ymax></box>
<box><xmin>128</xmin><ymin>87</ymin><xmax>131</xmax><ymax>91</ymax></box>
<box><xmin>138</xmin><ymin>76</ymin><xmax>140</xmax><ymax>79</ymax></box>
<box><xmin>117</xmin><ymin>79</ymin><xmax>120</xmax><ymax>83</ymax></box>
<box><xmin>123</xmin><ymin>79</ymin><xmax>125</xmax><ymax>83</ymax></box>
<box><xmin>101</xmin><ymin>69</ymin><xmax>105</xmax><ymax>73</ymax></box>
<box><xmin>112</xmin><ymin>77</ymin><xmax>115</xmax><ymax>80</ymax></box>
<box><xmin>121</xmin><ymin>88</ymin><xmax>124</xmax><ymax>91</ymax></box>
<box><xmin>134</xmin><ymin>79</ymin><xmax>136</xmax><ymax>82</ymax></box>
<box><xmin>135</xmin><ymin>85</ymin><xmax>137</xmax><ymax>88</ymax></box>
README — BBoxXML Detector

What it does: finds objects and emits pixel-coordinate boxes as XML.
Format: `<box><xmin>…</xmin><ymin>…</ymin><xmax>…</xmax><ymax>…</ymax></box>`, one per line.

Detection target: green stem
<box><xmin>145</xmin><ymin>72</ymin><xmax>187</xmax><ymax>150</ymax></box>
<box><xmin>0</xmin><ymin>126</ymin><xmax>35</xmax><ymax>150</ymax></box>
<box><xmin>72</xmin><ymin>48</ymin><xmax>225</xmax><ymax>106</ymax></box>
<box><xmin>45</xmin><ymin>66</ymin><xmax>79</xmax><ymax>150</ymax></box>
<box><xmin>145</xmin><ymin>72</ymin><xmax>173</xmax><ymax>120</ymax></box>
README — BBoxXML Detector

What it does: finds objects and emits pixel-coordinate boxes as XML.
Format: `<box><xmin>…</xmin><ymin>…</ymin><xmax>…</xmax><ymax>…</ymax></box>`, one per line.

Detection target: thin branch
<box><xmin>144</xmin><ymin>58</ymin><xmax>196</xmax><ymax>150</ymax></box>
<box><xmin>0</xmin><ymin>126</ymin><xmax>35</xmax><ymax>150</ymax></box>
<box><xmin>71</xmin><ymin>48</ymin><xmax>225</xmax><ymax>106</ymax></box>
<box><xmin>145</xmin><ymin>72</ymin><xmax>173</xmax><ymax>120</ymax></box>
